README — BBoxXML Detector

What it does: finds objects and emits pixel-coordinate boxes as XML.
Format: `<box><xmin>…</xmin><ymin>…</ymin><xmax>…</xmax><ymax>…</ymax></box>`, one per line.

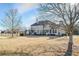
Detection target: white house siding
<box><xmin>30</xmin><ymin>20</ymin><xmax>66</xmax><ymax>36</ymax></box>
<box><xmin>57</xmin><ymin>29</ymin><xmax>65</xmax><ymax>35</ymax></box>
<box><xmin>31</xmin><ymin>25</ymin><xmax>43</xmax><ymax>34</ymax></box>
<box><xmin>31</xmin><ymin>25</ymin><xmax>66</xmax><ymax>35</ymax></box>
<box><xmin>50</xmin><ymin>29</ymin><xmax>58</xmax><ymax>35</ymax></box>
<box><xmin>44</xmin><ymin>25</ymin><xmax>50</xmax><ymax>30</ymax></box>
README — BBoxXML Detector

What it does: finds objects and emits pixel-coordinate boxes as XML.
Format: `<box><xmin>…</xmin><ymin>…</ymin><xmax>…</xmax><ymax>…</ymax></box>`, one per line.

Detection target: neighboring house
<box><xmin>30</xmin><ymin>20</ymin><xmax>66</xmax><ymax>36</ymax></box>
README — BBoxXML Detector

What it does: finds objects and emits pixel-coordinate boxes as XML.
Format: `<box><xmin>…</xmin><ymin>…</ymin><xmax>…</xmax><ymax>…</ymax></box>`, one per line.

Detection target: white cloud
<box><xmin>17</xmin><ymin>3</ymin><xmax>38</xmax><ymax>14</ymax></box>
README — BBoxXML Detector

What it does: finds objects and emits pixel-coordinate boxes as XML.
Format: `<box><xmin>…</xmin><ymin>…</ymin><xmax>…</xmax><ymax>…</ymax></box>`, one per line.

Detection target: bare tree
<box><xmin>0</xmin><ymin>9</ymin><xmax>22</xmax><ymax>37</ymax></box>
<box><xmin>39</xmin><ymin>3</ymin><xmax>79</xmax><ymax>55</ymax></box>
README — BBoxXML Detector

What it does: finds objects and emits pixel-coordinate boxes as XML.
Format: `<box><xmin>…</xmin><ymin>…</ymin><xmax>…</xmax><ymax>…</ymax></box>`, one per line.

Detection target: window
<box><xmin>55</xmin><ymin>29</ymin><xmax>57</xmax><ymax>33</ymax></box>
<box><xmin>53</xmin><ymin>29</ymin><xmax>54</xmax><ymax>33</ymax></box>
<box><xmin>52</xmin><ymin>29</ymin><xmax>57</xmax><ymax>33</ymax></box>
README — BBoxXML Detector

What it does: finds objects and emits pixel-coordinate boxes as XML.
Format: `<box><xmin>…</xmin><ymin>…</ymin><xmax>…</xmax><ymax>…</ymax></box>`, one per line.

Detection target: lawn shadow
<box><xmin>26</xmin><ymin>35</ymin><xmax>46</xmax><ymax>38</ymax></box>
<box><xmin>48</xmin><ymin>36</ymin><xmax>64</xmax><ymax>40</ymax></box>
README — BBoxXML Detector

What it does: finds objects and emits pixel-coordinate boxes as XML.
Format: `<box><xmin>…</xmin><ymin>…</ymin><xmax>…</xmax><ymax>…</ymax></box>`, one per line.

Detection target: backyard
<box><xmin>0</xmin><ymin>35</ymin><xmax>78</xmax><ymax>56</ymax></box>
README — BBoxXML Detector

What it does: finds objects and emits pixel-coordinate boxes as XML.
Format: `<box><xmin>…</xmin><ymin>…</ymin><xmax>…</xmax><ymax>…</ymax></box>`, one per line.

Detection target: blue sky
<box><xmin>0</xmin><ymin>3</ymin><xmax>39</xmax><ymax>30</ymax></box>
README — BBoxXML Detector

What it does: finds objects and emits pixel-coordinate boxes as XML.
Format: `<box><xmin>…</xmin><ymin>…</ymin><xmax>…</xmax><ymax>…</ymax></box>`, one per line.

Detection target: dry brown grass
<box><xmin>74</xmin><ymin>36</ymin><xmax>79</xmax><ymax>44</ymax></box>
<box><xmin>0</xmin><ymin>35</ymin><xmax>78</xmax><ymax>56</ymax></box>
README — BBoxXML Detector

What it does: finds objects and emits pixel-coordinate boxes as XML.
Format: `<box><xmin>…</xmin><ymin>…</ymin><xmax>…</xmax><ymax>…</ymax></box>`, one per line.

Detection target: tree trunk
<box><xmin>12</xmin><ymin>32</ymin><xmax>13</xmax><ymax>37</ymax></box>
<box><xmin>68</xmin><ymin>33</ymin><xmax>73</xmax><ymax>52</ymax></box>
<box><xmin>64</xmin><ymin>33</ymin><xmax>73</xmax><ymax>56</ymax></box>
<box><xmin>11</xmin><ymin>29</ymin><xmax>14</xmax><ymax>37</ymax></box>
<box><xmin>69</xmin><ymin>33</ymin><xmax>73</xmax><ymax>45</ymax></box>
